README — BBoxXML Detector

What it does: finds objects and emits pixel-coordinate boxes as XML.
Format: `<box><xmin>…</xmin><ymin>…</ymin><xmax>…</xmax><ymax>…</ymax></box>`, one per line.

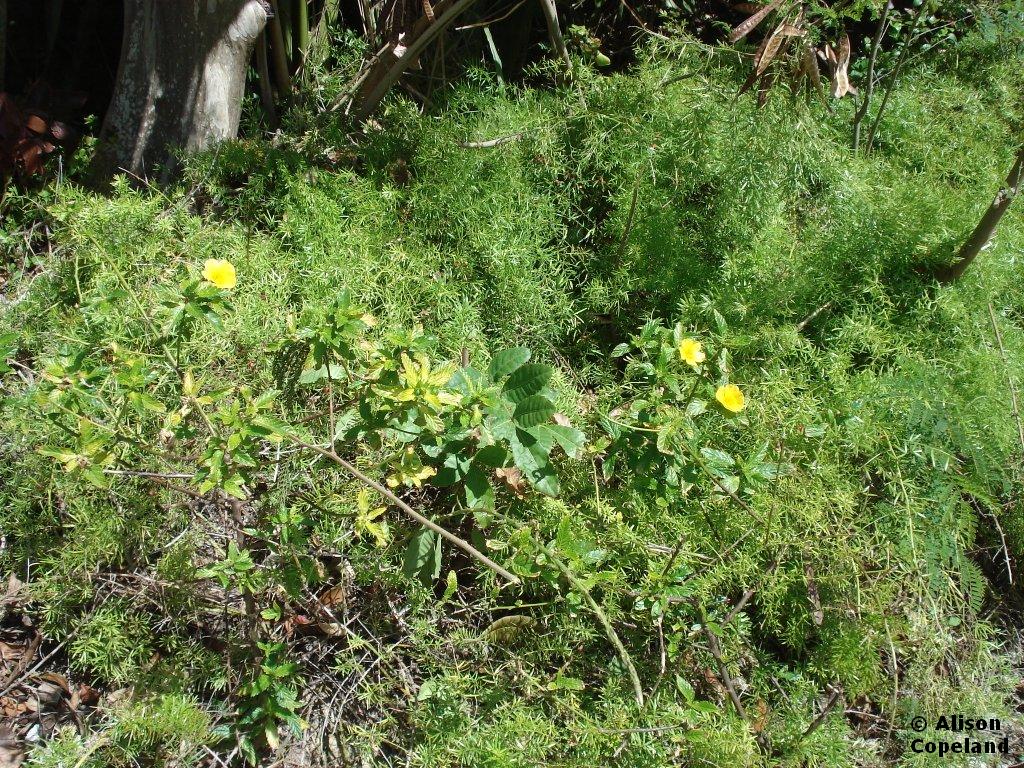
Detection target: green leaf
<box><xmin>489</xmin><ymin>348</ymin><xmax>531</xmax><ymax>380</ymax></box>
<box><xmin>549</xmin><ymin>672</ymin><xmax>585</xmax><ymax>691</ymax></box>
<box><xmin>531</xmin><ymin>424</ymin><xmax>585</xmax><ymax>458</ymax></box>
<box><xmin>513</xmin><ymin>395</ymin><xmax>556</xmax><ymax>428</ymax></box>
<box><xmin>433</xmin><ymin>443</ymin><xmax>473</xmax><ymax>487</ymax></box>
<box><xmin>509</xmin><ymin>429</ymin><xmax>558</xmax><ymax>496</ymax></box>
<box><xmin>700</xmin><ymin>448</ymin><xmax>734</xmax><ymax>471</ymax></box>
<box><xmin>403</xmin><ymin>527</ymin><xmax>442</xmax><ymax>586</ymax></box>
<box><xmin>503</xmin><ymin>363</ymin><xmax>552</xmax><ymax>404</ymax></box>
<box><xmin>464</xmin><ymin>463</ymin><xmax>494</xmax><ymax>509</ymax></box>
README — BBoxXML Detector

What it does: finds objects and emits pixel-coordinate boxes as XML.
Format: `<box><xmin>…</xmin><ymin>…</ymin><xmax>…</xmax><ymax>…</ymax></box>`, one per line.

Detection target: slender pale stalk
<box><xmin>852</xmin><ymin>1</ymin><xmax>890</xmax><ymax>153</ymax></box>
<box><xmin>865</xmin><ymin>0</ymin><xmax>927</xmax><ymax>152</ymax></box>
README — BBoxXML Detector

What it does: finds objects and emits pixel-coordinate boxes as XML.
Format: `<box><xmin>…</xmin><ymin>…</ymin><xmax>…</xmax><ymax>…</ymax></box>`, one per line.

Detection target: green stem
<box><xmin>544</xmin><ymin>547</ymin><xmax>645</xmax><ymax>708</ymax></box>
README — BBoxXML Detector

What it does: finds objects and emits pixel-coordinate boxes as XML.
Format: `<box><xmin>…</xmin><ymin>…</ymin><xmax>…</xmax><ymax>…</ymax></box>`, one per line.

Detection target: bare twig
<box><xmin>288</xmin><ymin>436</ymin><xmax>520</xmax><ymax>584</ymax></box>
<box><xmin>700</xmin><ymin>620</ymin><xmax>745</xmax><ymax>719</ymax></box>
<box><xmin>545</xmin><ymin>548</ymin><xmax>645</xmax><ymax>707</ymax></box>
<box><xmin>723</xmin><ymin>588</ymin><xmax>756</xmax><ymax>625</ymax></box>
<box><xmin>801</xmin><ymin>684</ymin><xmax>843</xmax><ymax>738</ymax></box>
<box><xmin>988</xmin><ymin>301</ymin><xmax>1024</xmax><ymax>458</ymax></box>
<box><xmin>865</xmin><ymin>0</ymin><xmax>927</xmax><ymax>152</ymax></box>
<box><xmin>852</xmin><ymin>1</ymin><xmax>890</xmax><ymax>153</ymax></box>
<box><xmin>457</xmin><ymin>133</ymin><xmax>523</xmax><ymax>148</ymax></box>
<box><xmin>795</xmin><ymin>301</ymin><xmax>833</xmax><ymax>333</ymax></box>
<box><xmin>538</xmin><ymin>0</ymin><xmax>571</xmax><ymax>71</ymax></box>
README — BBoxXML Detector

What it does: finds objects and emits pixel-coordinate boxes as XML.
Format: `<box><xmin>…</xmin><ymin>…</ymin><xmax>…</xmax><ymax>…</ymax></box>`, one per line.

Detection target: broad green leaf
<box><xmin>509</xmin><ymin>429</ymin><xmax>558</xmax><ymax>496</ymax></box>
<box><xmin>513</xmin><ymin>394</ymin><xmax>556</xmax><ymax>428</ymax></box>
<box><xmin>464</xmin><ymin>464</ymin><xmax>494</xmax><ymax>509</ymax></box>
<box><xmin>549</xmin><ymin>673</ymin><xmax>585</xmax><ymax>691</ymax></box>
<box><xmin>403</xmin><ymin>527</ymin><xmax>441</xmax><ymax>586</ymax></box>
<box><xmin>700</xmin><ymin>448</ymin><xmax>734</xmax><ymax>470</ymax></box>
<box><xmin>503</xmin><ymin>363</ymin><xmax>553</xmax><ymax>404</ymax></box>
<box><xmin>473</xmin><ymin>443</ymin><xmax>509</xmax><ymax>467</ymax></box>
<box><xmin>448</xmin><ymin>366</ymin><xmax>484</xmax><ymax>395</ymax></box>
<box><xmin>489</xmin><ymin>348</ymin><xmax>531</xmax><ymax>380</ymax></box>
<box><xmin>432</xmin><ymin>443</ymin><xmax>472</xmax><ymax>486</ymax></box>
<box><xmin>531</xmin><ymin>424</ymin><xmax>585</xmax><ymax>458</ymax></box>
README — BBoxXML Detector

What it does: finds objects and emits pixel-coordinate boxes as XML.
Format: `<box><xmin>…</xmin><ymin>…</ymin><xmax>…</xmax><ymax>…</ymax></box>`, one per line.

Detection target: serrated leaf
<box><xmin>403</xmin><ymin>527</ymin><xmax>441</xmax><ymax>586</ymax></box>
<box><xmin>503</xmin><ymin>363</ymin><xmax>553</xmax><ymax>404</ymax></box>
<box><xmin>489</xmin><ymin>348</ymin><xmax>531</xmax><ymax>380</ymax></box>
<box><xmin>532</xmin><ymin>423</ymin><xmax>585</xmax><ymax>458</ymax></box>
<box><xmin>513</xmin><ymin>394</ymin><xmax>556</xmax><ymax>428</ymax></box>
<box><xmin>700</xmin><ymin>448</ymin><xmax>734</xmax><ymax>470</ymax></box>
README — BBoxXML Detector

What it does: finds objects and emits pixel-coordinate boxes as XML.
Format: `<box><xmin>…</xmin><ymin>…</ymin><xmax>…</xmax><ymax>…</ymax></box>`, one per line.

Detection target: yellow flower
<box><xmin>678</xmin><ymin>338</ymin><xmax>706</xmax><ymax>368</ymax></box>
<box><xmin>201</xmin><ymin>259</ymin><xmax>237</xmax><ymax>290</ymax></box>
<box><xmin>715</xmin><ymin>384</ymin><xmax>745</xmax><ymax>413</ymax></box>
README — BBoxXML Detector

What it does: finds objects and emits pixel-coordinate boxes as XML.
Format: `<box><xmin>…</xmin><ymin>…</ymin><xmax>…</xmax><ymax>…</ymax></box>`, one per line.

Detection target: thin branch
<box><xmin>987</xmin><ymin>302</ymin><xmax>1024</xmax><ymax>459</ymax></box>
<box><xmin>700</xmin><ymin>619</ymin><xmax>745</xmax><ymax>719</ymax></box>
<box><xmin>538</xmin><ymin>0</ymin><xmax>571</xmax><ymax>71</ymax></box>
<box><xmin>852</xmin><ymin>1</ymin><xmax>890</xmax><ymax>153</ymax></box>
<box><xmin>545</xmin><ymin>548</ymin><xmax>645</xmax><ymax>707</ymax></box>
<box><xmin>288</xmin><ymin>436</ymin><xmax>520</xmax><ymax>584</ymax></box>
<box><xmin>458</xmin><ymin>133</ymin><xmax>523</xmax><ymax>148</ymax></box>
<box><xmin>795</xmin><ymin>301</ymin><xmax>833</xmax><ymax>332</ymax></box>
<box><xmin>801</xmin><ymin>684</ymin><xmax>843</xmax><ymax>738</ymax></box>
<box><xmin>865</xmin><ymin>0</ymin><xmax>927</xmax><ymax>152</ymax></box>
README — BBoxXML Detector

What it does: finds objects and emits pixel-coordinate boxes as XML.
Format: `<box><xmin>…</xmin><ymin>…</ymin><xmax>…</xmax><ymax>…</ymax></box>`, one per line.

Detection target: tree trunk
<box><xmin>91</xmin><ymin>0</ymin><xmax>268</xmax><ymax>185</ymax></box>
<box><xmin>936</xmin><ymin>145</ymin><xmax>1024</xmax><ymax>284</ymax></box>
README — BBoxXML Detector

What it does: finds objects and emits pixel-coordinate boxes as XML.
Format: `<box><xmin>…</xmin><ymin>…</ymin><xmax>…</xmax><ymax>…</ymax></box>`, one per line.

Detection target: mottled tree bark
<box><xmin>91</xmin><ymin>0</ymin><xmax>267</xmax><ymax>184</ymax></box>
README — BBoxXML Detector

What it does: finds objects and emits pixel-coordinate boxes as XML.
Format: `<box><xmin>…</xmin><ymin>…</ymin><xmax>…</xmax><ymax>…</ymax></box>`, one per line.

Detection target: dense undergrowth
<box><xmin>2</xmin><ymin>31</ymin><xmax>1024</xmax><ymax>768</ymax></box>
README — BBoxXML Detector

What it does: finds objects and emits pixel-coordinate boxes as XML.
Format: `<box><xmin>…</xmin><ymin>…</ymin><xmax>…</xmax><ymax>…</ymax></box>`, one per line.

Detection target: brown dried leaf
<box><xmin>495</xmin><ymin>467</ymin><xmax>526</xmax><ymax>496</ymax></box>
<box><xmin>318</xmin><ymin>584</ymin><xmax>346</xmax><ymax>609</ymax></box>
<box><xmin>755</xmin><ymin>21</ymin><xmax>788</xmax><ymax>76</ymax></box>
<box><xmin>751</xmin><ymin>698</ymin><xmax>770</xmax><ymax>733</ymax></box>
<box><xmin>804</xmin><ymin>45</ymin><xmax>822</xmax><ymax>92</ymax></box>
<box><xmin>729</xmin><ymin>0</ymin><xmax>784</xmax><ymax>44</ymax></box>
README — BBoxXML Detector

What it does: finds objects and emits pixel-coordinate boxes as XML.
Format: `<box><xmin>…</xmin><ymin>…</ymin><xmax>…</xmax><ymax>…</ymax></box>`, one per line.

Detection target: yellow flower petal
<box><xmin>678</xmin><ymin>338</ymin><xmax>706</xmax><ymax>367</ymax></box>
<box><xmin>715</xmin><ymin>384</ymin><xmax>745</xmax><ymax>413</ymax></box>
<box><xmin>201</xmin><ymin>259</ymin><xmax>237</xmax><ymax>290</ymax></box>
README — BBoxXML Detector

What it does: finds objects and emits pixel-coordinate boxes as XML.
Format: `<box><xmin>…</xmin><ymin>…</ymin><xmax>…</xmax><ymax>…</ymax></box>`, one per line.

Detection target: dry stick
<box><xmin>350</xmin><ymin>0</ymin><xmax>482</xmax><ymax>123</ymax></box>
<box><xmin>723</xmin><ymin>588</ymin><xmax>756</xmax><ymax>625</ymax></box>
<box><xmin>852</xmin><ymin>0</ymin><xmax>890</xmax><ymax>153</ymax></box>
<box><xmin>545</xmin><ymin>549</ymin><xmax>645</xmax><ymax>707</ymax></box>
<box><xmin>801</xmin><ymin>684</ymin><xmax>843</xmax><ymax>739</ymax></box>
<box><xmin>0</xmin><ymin>639</ymin><xmax>66</xmax><ymax>700</ymax></box>
<box><xmin>988</xmin><ymin>304</ymin><xmax>1024</xmax><ymax>457</ymax></box>
<box><xmin>985</xmin><ymin>301</ymin><xmax>1021</xmax><ymax>585</ymax></box>
<box><xmin>700</xmin><ymin>617</ymin><xmax>745</xmax><ymax>719</ymax></box>
<box><xmin>458</xmin><ymin>133</ymin><xmax>523</xmax><ymax>148</ymax></box>
<box><xmin>795</xmin><ymin>301</ymin><xmax>832</xmax><ymax>333</ymax></box>
<box><xmin>455</xmin><ymin>0</ymin><xmax>528</xmax><ymax>30</ymax></box>
<box><xmin>865</xmin><ymin>0</ymin><xmax>927</xmax><ymax>153</ymax></box>
<box><xmin>288</xmin><ymin>436</ymin><xmax>520</xmax><ymax>584</ymax></box>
